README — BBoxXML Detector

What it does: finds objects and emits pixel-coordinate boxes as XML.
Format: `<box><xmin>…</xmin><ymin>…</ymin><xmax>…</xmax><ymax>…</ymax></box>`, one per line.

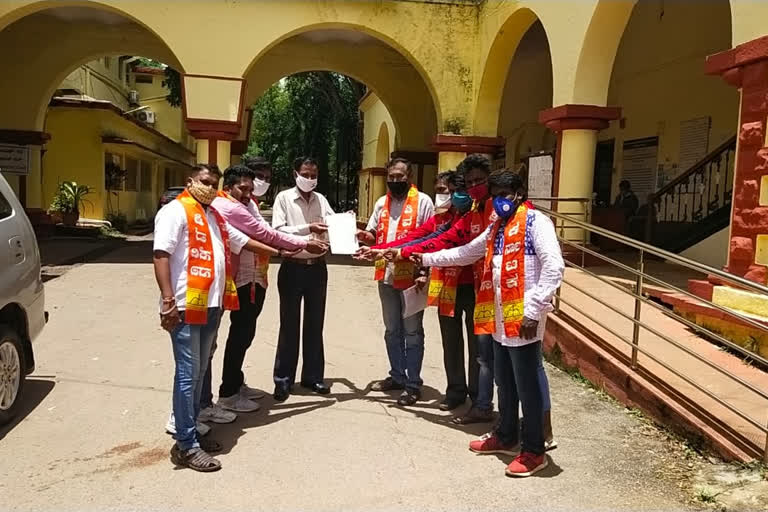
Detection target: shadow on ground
<box><xmin>0</xmin><ymin>378</ymin><xmax>55</xmax><ymax>441</ymax></box>
<box><xmin>208</xmin><ymin>378</ymin><xmax>500</xmax><ymax>455</ymax></box>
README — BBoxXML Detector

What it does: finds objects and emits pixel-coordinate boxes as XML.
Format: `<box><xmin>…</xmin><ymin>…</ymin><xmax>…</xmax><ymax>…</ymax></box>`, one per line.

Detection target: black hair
<box><xmin>619</xmin><ymin>179</ymin><xmax>631</xmax><ymax>189</ymax></box>
<box><xmin>436</xmin><ymin>170</ymin><xmax>455</xmax><ymax>185</ymax></box>
<box><xmin>488</xmin><ymin>168</ymin><xmax>526</xmax><ymax>200</ymax></box>
<box><xmin>223</xmin><ymin>164</ymin><xmax>256</xmax><ymax>188</ymax></box>
<box><xmin>386</xmin><ymin>157</ymin><xmax>412</xmax><ymax>174</ymax></box>
<box><xmin>294</xmin><ymin>156</ymin><xmax>319</xmax><ymax>172</ymax></box>
<box><xmin>242</xmin><ymin>155</ymin><xmax>272</xmax><ymax>173</ymax></box>
<box><xmin>190</xmin><ymin>164</ymin><xmax>221</xmax><ymax>179</ymax></box>
<box><xmin>456</xmin><ymin>153</ymin><xmax>491</xmax><ymax>176</ymax></box>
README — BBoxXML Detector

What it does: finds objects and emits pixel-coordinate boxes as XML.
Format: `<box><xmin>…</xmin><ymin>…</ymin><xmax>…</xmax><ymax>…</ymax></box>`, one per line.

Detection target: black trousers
<box><xmin>273</xmin><ymin>261</ymin><xmax>327</xmax><ymax>388</ymax></box>
<box><xmin>437</xmin><ymin>283</ymin><xmax>479</xmax><ymax>403</ymax></box>
<box><xmin>219</xmin><ymin>283</ymin><xmax>266</xmax><ymax>398</ymax></box>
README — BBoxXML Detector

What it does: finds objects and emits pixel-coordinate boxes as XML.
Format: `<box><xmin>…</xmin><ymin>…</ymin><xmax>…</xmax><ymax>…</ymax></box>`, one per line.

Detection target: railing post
<box><xmin>631</xmin><ymin>249</ymin><xmax>644</xmax><ymax>369</ymax></box>
<box><xmin>554</xmin><ymin>286</ymin><xmax>561</xmax><ymax>313</ymax></box>
<box><xmin>764</xmin><ymin>424</ymin><xmax>768</xmax><ymax>463</ymax></box>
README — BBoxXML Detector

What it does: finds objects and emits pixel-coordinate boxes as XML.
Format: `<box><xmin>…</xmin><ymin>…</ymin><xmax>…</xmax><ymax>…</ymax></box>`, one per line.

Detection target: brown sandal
<box><xmin>170</xmin><ymin>445</ymin><xmax>221</xmax><ymax>472</ymax></box>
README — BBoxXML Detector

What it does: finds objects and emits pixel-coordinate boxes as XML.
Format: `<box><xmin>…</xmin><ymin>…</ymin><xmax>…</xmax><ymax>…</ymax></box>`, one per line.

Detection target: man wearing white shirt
<box><xmin>153</xmin><ymin>165</ymin><xmax>281</xmax><ymax>472</ymax></box>
<box><xmin>359</xmin><ymin>158</ymin><xmax>435</xmax><ymax>406</ymax></box>
<box><xmin>413</xmin><ymin>168</ymin><xmax>564</xmax><ymax>477</ymax></box>
<box><xmin>271</xmin><ymin>157</ymin><xmax>334</xmax><ymax>401</ymax></box>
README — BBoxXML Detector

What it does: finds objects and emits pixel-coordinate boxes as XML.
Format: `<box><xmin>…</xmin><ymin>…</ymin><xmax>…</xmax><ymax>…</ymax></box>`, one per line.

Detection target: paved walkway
<box><xmin>0</xmin><ymin>244</ymin><xmax>705</xmax><ymax>511</ymax></box>
<box><xmin>559</xmin><ymin>264</ymin><xmax>768</xmax><ymax>455</ymax></box>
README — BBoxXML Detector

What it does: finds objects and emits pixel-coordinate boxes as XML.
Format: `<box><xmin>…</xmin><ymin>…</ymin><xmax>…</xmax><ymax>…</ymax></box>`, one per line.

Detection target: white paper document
<box><xmin>325</xmin><ymin>212</ymin><xmax>360</xmax><ymax>255</ymax></box>
<box><xmin>402</xmin><ymin>283</ymin><xmax>428</xmax><ymax>319</ymax></box>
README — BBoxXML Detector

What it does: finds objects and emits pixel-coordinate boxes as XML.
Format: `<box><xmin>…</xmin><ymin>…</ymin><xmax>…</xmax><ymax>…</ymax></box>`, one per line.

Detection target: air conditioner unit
<box><xmin>136</xmin><ymin>109</ymin><xmax>156</xmax><ymax>125</ymax></box>
<box><xmin>128</xmin><ymin>90</ymin><xmax>140</xmax><ymax>106</ymax></box>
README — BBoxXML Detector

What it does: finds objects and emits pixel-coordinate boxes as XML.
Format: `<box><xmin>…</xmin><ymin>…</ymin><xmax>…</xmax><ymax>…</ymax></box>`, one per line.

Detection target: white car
<box><xmin>0</xmin><ymin>173</ymin><xmax>46</xmax><ymax>425</ymax></box>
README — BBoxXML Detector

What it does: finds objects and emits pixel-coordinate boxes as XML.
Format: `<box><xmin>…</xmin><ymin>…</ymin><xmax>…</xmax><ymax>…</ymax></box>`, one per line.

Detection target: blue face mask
<box><xmin>451</xmin><ymin>191</ymin><xmax>473</xmax><ymax>212</ymax></box>
<box><xmin>493</xmin><ymin>195</ymin><xmax>518</xmax><ymax>219</ymax></box>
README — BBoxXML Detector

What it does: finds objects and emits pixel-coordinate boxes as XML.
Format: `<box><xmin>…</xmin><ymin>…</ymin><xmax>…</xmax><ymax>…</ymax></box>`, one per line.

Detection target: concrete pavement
<box><xmin>0</xmin><ymin>243</ymin><xmax>706</xmax><ymax>511</ymax></box>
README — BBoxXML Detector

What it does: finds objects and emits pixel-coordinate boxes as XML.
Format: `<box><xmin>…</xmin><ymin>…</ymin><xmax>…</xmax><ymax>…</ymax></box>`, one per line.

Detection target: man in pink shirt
<box><xmin>207</xmin><ymin>164</ymin><xmax>327</xmax><ymax>415</ymax></box>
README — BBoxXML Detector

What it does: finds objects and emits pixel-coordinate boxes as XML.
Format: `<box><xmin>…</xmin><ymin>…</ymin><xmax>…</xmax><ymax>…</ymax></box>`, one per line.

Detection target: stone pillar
<box><xmin>182</xmin><ymin>74</ymin><xmax>245</xmax><ymax>174</ymax></box>
<box><xmin>539</xmin><ymin>105</ymin><xmax>621</xmax><ymax>244</ymax></box>
<box><xmin>706</xmin><ymin>35</ymin><xmax>768</xmax><ymax>284</ymax></box>
<box><xmin>431</xmin><ymin>135</ymin><xmax>505</xmax><ymax>172</ymax></box>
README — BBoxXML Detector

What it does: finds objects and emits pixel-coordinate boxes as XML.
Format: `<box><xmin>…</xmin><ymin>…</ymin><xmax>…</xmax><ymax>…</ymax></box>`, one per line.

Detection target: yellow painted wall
<box><xmin>599</xmin><ymin>0</ymin><xmax>737</xmax><ymax>198</ymax></box>
<box><xmin>361</xmin><ymin>92</ymin><xmax>395</xmax><ymax>169</ymax></box>
<box><xmin>131</xmin><ymin>71</ymin><xmax>192</xmax><ymax>148</ymax></box>
<box><xmin>497</xmin><ymin>21</ymin><xmax>555</xmax><ymax>166</ymax></box>
<box><xmin>59</xmin><ymin>58</ymin><xmax>129</xmax><ymax>110</ymax></box>
<box><xmin>680</xmin><ymin>227</ymin><xmax>729</xmax><ymax>269</ymax></box>
<box><xmin>43</xmin><ymin>106</ymin><xmax>194</xmax><ymax>222</ymax></box>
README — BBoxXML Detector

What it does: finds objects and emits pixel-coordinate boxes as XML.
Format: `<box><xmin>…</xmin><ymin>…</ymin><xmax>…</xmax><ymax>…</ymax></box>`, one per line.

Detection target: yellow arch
<box><xmin>0</xmin><ymin>1</ymin><xmax>179</xmax><ymax>63</ymax></box>
<box><xmin>474</xmin><ymin>7</ymin><xmax>542</xmax><ymax>137</ymax></box>
<box><xmin>0</xmin><ymin>5</ymin><xmax>184</xmax><ymax>131</ymax></box>
<box><xmin>241</xmin><ymin>22</ymin><xmax>443</xmax><ymax>131</ymax></box>
<box><xmin>571</xmin><ymin>0</ymin><xmax>637</xmax><ymax>105</ymax></box>
<box><xmin>375</xmin><ymin>122</ymin><xmax>390</xmax><ymax>167</ymax></box>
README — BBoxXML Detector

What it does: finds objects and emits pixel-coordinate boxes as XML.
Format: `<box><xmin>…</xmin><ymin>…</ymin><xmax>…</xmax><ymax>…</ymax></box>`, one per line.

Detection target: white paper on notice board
<box><xmin>528</xmin><ymin>154</ymin><xmax>553</xmax><ymax>209</ymax></box>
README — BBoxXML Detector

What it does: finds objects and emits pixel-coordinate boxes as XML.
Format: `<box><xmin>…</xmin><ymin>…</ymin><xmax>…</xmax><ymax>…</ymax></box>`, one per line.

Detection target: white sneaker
<box><xmin>165</xmin><ymin>412</ymin><xmax>211</xmax><ymax>436</ymax></box>
<box><xmin>218</xmin><ymin>394</ymin><xmax>261</xmax><ymax>413</ymax></box>
<box><xmin>198</xmin><ymin>403</ymin><xmax>237</xmax><ymax>424</ymax></box>
<box><xmin>239</xmin><ymin>383</ymin><xmax>265</xmax><ymax>400</ymax></box>
<box><xmin>545</xmin><ymin>438</ymin><xmax>558</xmax><ymax>451</ymax></box>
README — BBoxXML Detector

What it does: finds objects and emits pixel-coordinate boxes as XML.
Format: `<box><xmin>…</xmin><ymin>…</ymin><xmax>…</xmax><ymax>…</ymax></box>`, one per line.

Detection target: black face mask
<box><xmin>387</xmin><ymin>181</ymin><xmax>409</xmax><ymax>198</ymax></box>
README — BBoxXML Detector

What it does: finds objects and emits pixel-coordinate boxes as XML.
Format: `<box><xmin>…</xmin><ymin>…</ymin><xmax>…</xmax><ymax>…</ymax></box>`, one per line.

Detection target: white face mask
<box><xmin>253</xmin><ymin>177</ymin><xmax>270</xmax><ymax>197</ymax></box>
<box><xmin>435</xmin><ymin>193</ymin><xmax>451</xmax><ymax>208</ymax></box>
<box><xmin>295</xmin><ymin>174</ymin><xmax>317</xmax><ymax>193</ymax></box>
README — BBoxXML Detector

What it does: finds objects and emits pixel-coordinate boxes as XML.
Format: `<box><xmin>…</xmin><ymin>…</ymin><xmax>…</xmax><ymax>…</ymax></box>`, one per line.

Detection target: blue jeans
<box><xmin>170</xmin><ymin>308</ymin><xmax>221</xmax><ymax>451</ymax></box>
<box><xmin>494</xmin><ymin>340</ymin><xmax>545</xmax><ymax>455</ymax></box>
<box><xmin>474</xmin><ymin>334</ymin><xmax>495</xmax><ymax>411</ymax></box>
<box><xmin>378</xmin><ymin>282</ymin><xmax>425</xmax><ymax>392</ymax></box>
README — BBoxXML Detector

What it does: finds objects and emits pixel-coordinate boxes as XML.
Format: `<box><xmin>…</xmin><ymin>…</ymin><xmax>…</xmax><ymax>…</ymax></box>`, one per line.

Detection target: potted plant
<box><xmin>48</xmin><ymin>181</ymin><xmax>93</xmax><ymax>227</ymax></box>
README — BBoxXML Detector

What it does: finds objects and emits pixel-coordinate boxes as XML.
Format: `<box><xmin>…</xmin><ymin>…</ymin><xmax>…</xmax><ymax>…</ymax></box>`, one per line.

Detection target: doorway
<box><xmin>593</xmin><ymin>139</ymin><xmax>614</xmax><ymax>206</ymax></box>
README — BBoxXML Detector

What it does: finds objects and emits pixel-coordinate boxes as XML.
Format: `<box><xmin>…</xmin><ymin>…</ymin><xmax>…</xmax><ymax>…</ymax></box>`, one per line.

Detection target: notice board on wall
<box><xmin>621</xmin><ymin>137</ymin><xmax>659</xmax><ymax>203</ymax></box>
<box><xmin>0</xmin><ymin>144</ymin><xmax>29</xmax><ymax>175</ymax></box>
<box><xmin>527</xmin><ymin>154</ymin><xmax>554</xmax><ymax>210</ymax></box>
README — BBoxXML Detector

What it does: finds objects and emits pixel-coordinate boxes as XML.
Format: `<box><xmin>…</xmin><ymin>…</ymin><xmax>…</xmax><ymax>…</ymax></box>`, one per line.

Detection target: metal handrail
<box><xmin>558</xmin><ymin>237</ymin><xmax>768</xmax><ymax>360</ymax></box>
<box><xmin>538</xmin><ymin>205</ymin><xmax>768</xmax><ymax>461</ymax></box>
<box><xmin>538</xmin><ymin>205</ymin><xmax>768</xmax><ymax>296</ymax></box>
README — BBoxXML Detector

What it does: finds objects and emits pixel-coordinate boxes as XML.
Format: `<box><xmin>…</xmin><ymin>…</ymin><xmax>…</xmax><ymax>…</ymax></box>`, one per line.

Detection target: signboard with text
<box><xmin>0</xmin><ymin>144</ymin><xmax>30</xmax><ymax>175</ymax></box>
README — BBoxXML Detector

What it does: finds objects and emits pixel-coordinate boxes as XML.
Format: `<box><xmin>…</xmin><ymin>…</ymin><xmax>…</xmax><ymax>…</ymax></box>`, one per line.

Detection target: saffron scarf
<box><xmin>427</xmin><ymin>266</ymin><xmax>460</xmax><ymax>316</ymax></box>
<box><xmin>473</xmin><ymin>204</ymin><xmax>528</xmax><ymax>337</ymax></box>
<box><xmin>178</xmin><ymin>189</ymin><xmax>239</xmax><ymax>324</ymax></box>
<box><xmin>469</xmin><ymin>197</ymin><xmax>496</xmax><ymax>287</ymax></box>
<box><xmin>251</xmin><ymin>198</ymin><xmax>270</xmax><ymax>291</ymax></box>
<box><xmin>374</xmin><ymin>185</ymin><xmax>420</xmax><ymax>289</ymax></box>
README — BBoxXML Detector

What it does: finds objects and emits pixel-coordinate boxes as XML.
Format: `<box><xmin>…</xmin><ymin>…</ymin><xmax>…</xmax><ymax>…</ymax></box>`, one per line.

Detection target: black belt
<box><xmin>283</xmin><ymin>257</ymin><xmax>326</xmax><ymax>266</ymax></box>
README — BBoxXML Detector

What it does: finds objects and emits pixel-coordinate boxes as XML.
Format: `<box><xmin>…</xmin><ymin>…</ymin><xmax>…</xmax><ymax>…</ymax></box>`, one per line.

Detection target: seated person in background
<box><xmin>614</xmin><ymin>179</ymin><xmax>639</xmax><ymax>219</ymax></box>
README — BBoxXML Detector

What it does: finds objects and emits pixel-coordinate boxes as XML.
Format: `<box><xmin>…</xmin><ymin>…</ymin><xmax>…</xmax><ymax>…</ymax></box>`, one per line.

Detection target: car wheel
<box><xmin>0</xmin><ymin>326</ymin><xmax>26</xmax><ymax>426</ymax></box>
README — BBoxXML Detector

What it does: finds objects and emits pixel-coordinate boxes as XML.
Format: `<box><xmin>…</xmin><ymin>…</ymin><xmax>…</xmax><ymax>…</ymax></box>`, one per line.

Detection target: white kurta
<box><xmin>422</xmin><ymin>209</ymin><xmax>564</xmax><ymax>347</ymax></box>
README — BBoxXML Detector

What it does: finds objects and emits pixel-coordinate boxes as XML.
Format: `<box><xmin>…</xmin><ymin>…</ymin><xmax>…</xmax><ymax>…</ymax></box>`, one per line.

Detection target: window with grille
<box><xmin>125</xmin><ymin>157</ymin><xmax>138</xmax><ymax>191</ymax></box>
<box><xmin>140</xmin><ymin>161</ymin><xmax>152</xmax><ymax>192</ymax></box>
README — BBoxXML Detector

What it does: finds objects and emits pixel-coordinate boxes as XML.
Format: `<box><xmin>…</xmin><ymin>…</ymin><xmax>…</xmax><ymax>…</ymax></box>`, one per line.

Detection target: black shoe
<box><xmin>439</xmin><ymin>397</ymin><xmax>465</xmax><ymax>411</ymax></box>
<box><xmin>371</xmin><ymin>377</ymin><xmax>405</xmax><ymax>392</ymax></box>
<box><xmin>397</xmin><ymin>389</ymin><xmax>421</xmax><ymax>407</ymax></box>
<box><xmin>451</xmin><ymin>406</ymin><xmax>495</xmax><ymax>425</ymax></box>
<box><xmin>273</xmin><ymin>385</ymin><xmax>290</xmax><ymax>402</ymax></box>
<box><xmin>302</xmin><ymin>382</ymin><xmax>331</xmax><ymax>395</ymax></box>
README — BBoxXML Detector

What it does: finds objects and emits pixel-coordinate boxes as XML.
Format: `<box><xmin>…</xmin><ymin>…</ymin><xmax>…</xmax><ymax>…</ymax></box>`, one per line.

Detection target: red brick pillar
<box><xmin>707</xmin><ymin>36</ymin><xmax>768</xmax><ymax>284</ymax></box>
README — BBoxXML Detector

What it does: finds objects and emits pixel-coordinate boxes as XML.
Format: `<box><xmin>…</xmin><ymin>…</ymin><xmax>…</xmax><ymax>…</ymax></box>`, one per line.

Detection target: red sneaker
<box><xmin>505</xmin><ymin>452</ymin><xmax>548</xmax><ymax>477</ymax></box>
<box><xmin>469</xmin><ymin>433</ymin><xmax>520</xmax><ymax>455</ymax></box>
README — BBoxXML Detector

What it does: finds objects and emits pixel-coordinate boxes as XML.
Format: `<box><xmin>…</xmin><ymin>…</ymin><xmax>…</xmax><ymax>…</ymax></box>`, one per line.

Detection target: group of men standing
<box><xmin>153</xmin><ymin>152</ymin><xmax>564</xmax><ymax>478</ymax></box>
